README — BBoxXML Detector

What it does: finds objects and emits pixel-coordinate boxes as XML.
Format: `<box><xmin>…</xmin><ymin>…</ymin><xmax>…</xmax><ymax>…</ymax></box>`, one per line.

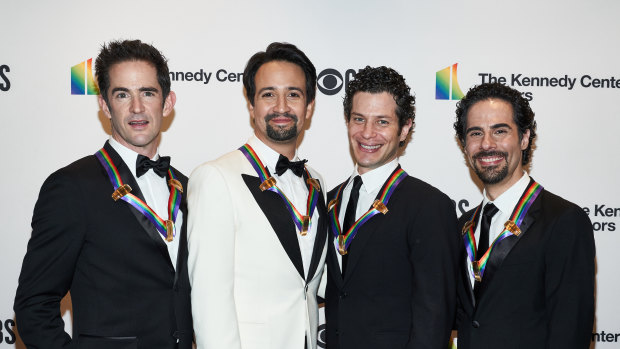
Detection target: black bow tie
<box><xmin>275</xmin><ymin>154</ymin><xmax>307</xmax><ymax>177</ymax></box>
<box><xmin>136</xmin><ymin>155</ymin><xmax>171</xmax><ymax>178</ymax></box>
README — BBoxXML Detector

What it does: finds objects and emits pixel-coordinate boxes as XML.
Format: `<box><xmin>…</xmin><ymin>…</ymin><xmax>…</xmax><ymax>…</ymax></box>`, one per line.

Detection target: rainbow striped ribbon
<box><xmin>238</xmin><ymin>144</ymin><xmax>319</xmax><ymax>236</ymax></box>
<box><xmin>463</xmin><ymin>180</ymin><xmax>543</xmax><ymax>281</ymax></box>
<box><xmin>328</xmin><ymin>168</ymin><xmax>407</xmax><ymax>255</ymax></box>
<box><xmin>95</xmin><ymin>148</ymin><xmax>182</xmax><ymax>242</ymax></box>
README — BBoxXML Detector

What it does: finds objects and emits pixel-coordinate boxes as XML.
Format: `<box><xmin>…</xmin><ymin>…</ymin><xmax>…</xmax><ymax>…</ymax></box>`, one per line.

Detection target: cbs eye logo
<box><xmin>317</xmin><ymin>69</ymin><xmax>344</xmax><ymax>96</ymax></box>
<box><xmin>317</xmin><ymin>323</ymin><xmax>326</xmax><ymax>348</ymax></box>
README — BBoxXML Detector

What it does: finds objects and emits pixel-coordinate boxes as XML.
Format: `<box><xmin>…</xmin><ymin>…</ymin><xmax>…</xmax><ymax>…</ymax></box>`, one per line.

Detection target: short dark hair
<box><xmin>243</xmin><ymin>42</ymin><xmax>317</xmax><ymax>106</ymax></box>
<box><xmin>343</xmin><ymin>66</ymin><xmax>416</xmax><ymax>146</ymax></box>
<box><xmin>95</xmin><ymin>39</ymin><xmax>171</xmax><ymax>106</ymax></box>
<box><xmin>454</xmin><ymin>82</ymin><xmax>537</xmax><ymax>166</ymax></box>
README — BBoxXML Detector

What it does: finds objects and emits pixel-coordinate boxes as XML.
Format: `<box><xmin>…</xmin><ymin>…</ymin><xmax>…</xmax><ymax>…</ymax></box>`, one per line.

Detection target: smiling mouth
<box><xmin>359</xmin><ymin>143</ymin><xmax>381</xmax><ymax>151</ymax></box>
<box><xmin>474</xmin><ymin>151</ymin><xmax>507</xmax><ymax>166</ymax></box>
<box><xmin>129</xmin><ymin>120</ymin><xmax>148</xmax><ymax>126</ymax></box>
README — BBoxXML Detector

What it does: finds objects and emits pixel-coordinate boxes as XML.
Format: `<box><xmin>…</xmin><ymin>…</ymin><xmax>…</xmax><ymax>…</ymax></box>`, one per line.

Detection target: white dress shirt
<box><xmin>467</xmin><ymin>171</ymin><xmax>530</xmax><ymax>286</ymax></box>
<box><xmin>247</xmin><ymin>136</ymin><xmax>319</xmax><ymax>277</ymax></box>
<box><xmin>333</xmin><ymin>158</ymin><xmax>400</xmax><ymax>270</ymax></box>
<box><xmin>109</xmin><ymin>138</ymin><xmax>181</xmax><ymax>269</ymax></box>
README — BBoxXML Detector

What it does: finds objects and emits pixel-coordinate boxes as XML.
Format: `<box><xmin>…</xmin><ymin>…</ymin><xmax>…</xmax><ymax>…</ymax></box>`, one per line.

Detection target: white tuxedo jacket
<box><xmin>188</xmin><ymin>149</ymin><xmax>328</xmax><ymax>349</ymax></box>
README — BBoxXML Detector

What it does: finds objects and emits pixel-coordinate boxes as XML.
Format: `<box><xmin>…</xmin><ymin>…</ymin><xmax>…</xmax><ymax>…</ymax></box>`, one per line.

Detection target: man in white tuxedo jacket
<box><xmin>188</xmin><ymin>42</ymin><xmax>328</xmax><ymax>349</ymax></box>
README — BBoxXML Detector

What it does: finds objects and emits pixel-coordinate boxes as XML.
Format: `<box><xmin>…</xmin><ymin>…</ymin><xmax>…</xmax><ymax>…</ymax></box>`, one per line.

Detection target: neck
<box><xmin>255</xmin><ymin>132</ymin><xmax>297</xmax><ymax>160</ymax></box>
<box><xmin>484</xmin><ymin>169</ymin><xmax>524</xmax><ymax>201</ymax></box>
<box><xmin>111</xmin><ymin>134</ymin><xmax>159</xmax><ymax>159</ymax></box>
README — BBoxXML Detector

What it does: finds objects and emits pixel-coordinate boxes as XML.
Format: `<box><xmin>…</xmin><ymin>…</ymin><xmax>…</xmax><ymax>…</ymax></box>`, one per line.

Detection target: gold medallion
<box><xmin>328</xmin><ymin>199</ymin><xmax>338</xmax><ymax>212</ymax></box>
<box><xmin>462</xmin><ymin>221</ymin><xmax>474</xmax><ymax>235</ymax></box>
<box><xmin>165</xmin><ymin>220</ymin><xmax>174</xmax><ymax>242</ymax></box>
<box><xmin>168</xmin><ymin>178</ymin><xmax>183</xmax><ymax>193</ymax></box>
<box><xmin>338</xmin><ymin>235</ymin><xmax>347</xmax><ymax>255</ymax></box>
<box><xmin>300</xmin><ymin>216</ymin><xmax>310</xmax><ymax>236</ymax></box>
<box><xmin>307</xmin><ymin>178</ymin><xmax>321</xmax><ymax>191</ymax></box>
<box><xmin>504</xmin><ymin>220</ymin><xmax>521</xmax><ymax>236</ymax></box>
<box><xmin>112</xmin><ymin>184</ymin><xmax>132</xmax><ymax>201</ymax></box>
<box><xmin>472</xmin><ymin>261</ymin><xmax>482</xmax><ymax>281</ymax></box>
<box><xmin>259</xmin><ymin>177</ymin><xmax>277</xmax><ymax>191</ymax></box>
<box><xmin>372</xmin><ymin>200</ymin><xmax>388</xmax><ymax>214</ymax></box>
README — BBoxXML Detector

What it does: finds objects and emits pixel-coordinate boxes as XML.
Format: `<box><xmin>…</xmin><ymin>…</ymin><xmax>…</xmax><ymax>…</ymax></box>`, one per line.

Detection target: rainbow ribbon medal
<box><xmin>462</xmin><ymin>180</ymin><xmax>543</xmax><ymax>281</ymax></box>
<box><xmin>95</xmin><ymin>148</ymin><xmax>183</xmax><ymax>242</ymax></box>
<box><xmin>328</xmin><ymin>168</ymin><xmax>407</xmax><ymax>255</ymax></box>
<box><xmin>239</xmin><ymin>144</ymin><xmax>320</xmax><ymax>236</ymax></box>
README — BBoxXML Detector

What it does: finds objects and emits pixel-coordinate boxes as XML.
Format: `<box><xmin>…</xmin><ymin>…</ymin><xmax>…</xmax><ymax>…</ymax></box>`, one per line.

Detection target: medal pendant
<box><xmin>259</xmin><ymin>177</ymin><xmax>277</xmax><ymax>191</ymax></box>
<box><xmin>328</xmin><ymin>199</ymin><xmax>338</xmax><ymax>212</ymax></box>
<box><xmin>307</xmin><ymin>178</ymin><xmax>321</xmax><ymax>191</ymax></box>
<box><xmin>300</xmin><ymin>216</ymin><xmax>310</xmax><ymax>236</ymax></box>
<box><xmin>338</xmin><ymin>235</ymin><xmax>347</xmax><ymax>255</ymax></box>
<box><xmin>504</xmin><ymin>220</ymin><xmax>522</xmax><ymax>236</ymax></box>
<box><xmin>168</xmin><ymin>178</ymin><xmax>184</xmax><ymax>193</ymax></box>
<box><xmin>473</xmin><ymin>261</ymin><xmax>482</xmax><ymax>281</ymax></box>
<box><xmin>165</xmin><ymin>220</ymin><xmax>174</xmax><ymax>242</ymax></box>
<box><xmin>372</xmin><ymin>200</ymin><xmax>388</xmax><ymax>214</ymax></box>
<box><xmin>112</xmin><ymin>184</ymin><xmax>132</xmax><ymax>201</ymax></box>
<box><xmin>462</xmin><ymin>221</ymin><xmax>474</xmax><ymax>235</ymax></box>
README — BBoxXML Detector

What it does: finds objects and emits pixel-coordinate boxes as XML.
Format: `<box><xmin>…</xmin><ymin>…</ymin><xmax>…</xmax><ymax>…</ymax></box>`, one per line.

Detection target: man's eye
<box><xmin>116</xmin><ymin>92</ymin><xmax>128</xmax><ymax>99</ymax></box>
<box><xmin>261</xmin><ymin>92</ymin><xmax>274</xmax><ymax>98</ymax></box>
<box><xmin>377</xmin><ymin>120</ymin><xmax>389</xmax><ymax>125</ymax></box>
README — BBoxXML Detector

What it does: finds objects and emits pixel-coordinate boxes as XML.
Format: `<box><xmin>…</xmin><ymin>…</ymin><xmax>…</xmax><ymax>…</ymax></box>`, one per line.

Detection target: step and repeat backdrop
<box><xmin>2</xmin><ymin>1</ymin><xmax>619</xmax><ymax>347</ymax></box>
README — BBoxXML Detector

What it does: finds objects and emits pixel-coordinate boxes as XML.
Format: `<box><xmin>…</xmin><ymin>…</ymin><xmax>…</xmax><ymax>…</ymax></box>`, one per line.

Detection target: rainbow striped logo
<box><xmin>71</xmin><ymin>58</ymin><xmax>99</xmax><ymax>95</ymax></box>
<box><xmin>436</xmin><ymin>63</ymin><xmax>464</xmax><ymax>100</ymax></box>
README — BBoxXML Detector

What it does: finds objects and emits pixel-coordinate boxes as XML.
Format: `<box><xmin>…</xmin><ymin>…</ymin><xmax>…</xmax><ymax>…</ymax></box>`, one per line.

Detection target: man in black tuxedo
<box><xmin>14</xmin><ymin>40</ymin><xmax>193</xmax><ymax>348</ymax></box>
<box><xmin>324</xmin><ymin>66</ymin><xmax>459</xmax><ymax>349</ymax></box>
<box><xmin>453</xmin><ymin>83</ymin><xmax>595</xmax><ymax>349</ymax></box>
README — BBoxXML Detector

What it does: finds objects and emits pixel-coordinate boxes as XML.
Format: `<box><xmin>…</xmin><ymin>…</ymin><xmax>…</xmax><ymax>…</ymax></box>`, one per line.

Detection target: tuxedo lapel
<box><xmin>476</xmin><ymin>186</ymin><xmax>543</xmax><ymax>303</ymax></box>
<box><xmin>326</xmin><ymin>180</ymin><xmax>348</xmax><ymax>287</ymax></box>
<box><xmin>101</xmin><ymin>142</ymin><xmax>173</xmax><ymax>269</ymax></box>
<box><xmin>242</xmin><ymin>174</ymin><xmax>305</xmax><ymax>278</ymax></box>
<box><xmin>459</xmin><ymin>215</ymin><xmax>476</xmax><ymax>310</ymax></box>
<box><xmin>173</xmin><ymin>167</ymin><xmax>188</xmax><ymax>286</ymax></box>
<box><xmin>306</xmin><ymin>178</ymin><xmax>327</xmax><ymax>283</ymax></box>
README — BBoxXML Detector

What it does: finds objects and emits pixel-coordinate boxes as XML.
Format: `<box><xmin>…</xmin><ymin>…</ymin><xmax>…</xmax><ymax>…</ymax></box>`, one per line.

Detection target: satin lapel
<box><xmin>476</xmin><ymin>189</ymin><xmax>543</xmax><ymax>302</ymax></box>
<box><xmin>242</xmin><ymin>174</ymin><xmax>304</xmax><ymax>278</ymax></box>
<box><xmin>342</xmin><ymin>169</ymin><xmax>403</xmax><ymax>285</ymax></box>
<box><xmin>458</xmin><ymin>215</ymin><xmax>476</xmax><ymax>311</ymax></box>
<box><xmin>306</xmin><ymin>178</ymin><xmax>327</xmax><ymax>283</ymax></box>
<box><xmin>173</xmin><ymin>168</ymin><xmax>188</xmax><ymax>286</ymax></box>
<box><xmin>102</xmin><ymin>142</ymin><xmax>173</xmax><ymax>269</ymax></box>
<box><xmin>326</xmin><ymin>180</ymin><xmax>348</xmax><ymax>287</ymax></box>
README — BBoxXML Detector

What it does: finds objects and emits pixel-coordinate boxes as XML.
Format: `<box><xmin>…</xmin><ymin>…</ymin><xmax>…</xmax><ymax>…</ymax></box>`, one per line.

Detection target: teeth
<box><xmin>480</xmin><ymin>156</ymin><xmax>502</xmax><ymax>163</ymax></box>
<box><xmin>129</xmin><ymin>121</ymin><xmax>147</xmax><ymax>125</ymax></box>
<box><xmin>360</xmin><ymin>144</ymin><xmax>380</xmax><ymax>150</ymax></box>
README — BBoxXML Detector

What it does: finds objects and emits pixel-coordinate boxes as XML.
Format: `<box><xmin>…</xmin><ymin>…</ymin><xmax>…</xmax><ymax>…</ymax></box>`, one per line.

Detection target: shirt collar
<box><xmin>108</xmin><ymin>137</ymin><xmax>160</xmax><ymax>178</ymax></box>
<box><xmin>349</xmin><ymin>158</ymin><xmax>399</xmax><ymax>193</ymax></box>
<box><xmin>247</xmin><ymin>135</ymin><xmax>299</xmax><ymax>174</ymax></box>
<box><xmin>482</xmin><ymin>171</ymin><xmax>530</xmax><ymax>216</ymax></box>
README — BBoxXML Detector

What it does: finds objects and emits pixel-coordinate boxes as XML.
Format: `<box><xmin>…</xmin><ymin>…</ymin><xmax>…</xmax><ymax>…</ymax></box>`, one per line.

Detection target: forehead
<box><xmin>254</xmin><ymin>60</ymin><xmax>306</xmax><ymax>89</ymax></box>
<box><xmin>107</xmin><ymin>60</ymin><xmax>159</xmax><ymax>89</ymax></box>
<box><xmin>466</xmin><ymin>98</ymin><xmax>515</xmax><ymax>128</ymax></box>
<box><xmin>351</xmin><ymin>91</ymin><xmax>397</xmax><ymax>117</ymax></box>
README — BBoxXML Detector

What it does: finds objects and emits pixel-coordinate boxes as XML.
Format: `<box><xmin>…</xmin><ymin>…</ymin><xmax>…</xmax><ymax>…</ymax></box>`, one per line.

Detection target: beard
<box><xmin>471</xmin><ymin>151</ymin><xmax>509</xmax><ymax>184</ymax></box>
<box><xmin>265</xmin><ymin>113</ymin><xmax>298</xmax><ymax>142</ymax></box>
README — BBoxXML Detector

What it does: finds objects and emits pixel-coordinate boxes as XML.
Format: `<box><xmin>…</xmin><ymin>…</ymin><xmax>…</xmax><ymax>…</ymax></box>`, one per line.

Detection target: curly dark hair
<box><xmin>243</xmin><ymin>42</ymin><xmax>317</xmax><ymax>106</ymax></box>
<box><xmin>454</xmin><ymin>82</ymin><xmax>537</xmax><ymax>166</ymax></box>
<box><xmin>343</xmin><ymin>66</ymin><xmax>415</xmax><ymax>147</ymax></box>
<box><xmin>95</xmin><ymin>39</ymin><xmax>171</xmax><ymax>107</ymax></box>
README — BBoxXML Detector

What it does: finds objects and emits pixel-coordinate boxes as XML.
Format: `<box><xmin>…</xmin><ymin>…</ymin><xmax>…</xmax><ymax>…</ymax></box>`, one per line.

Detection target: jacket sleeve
<box><xmin>14</xmin><ymin>170</ymin><xmax>86</xmax><ymax>348</ymax></box>
<box><xmin>408</xmin><ymin>193</ymin><xmax>460</xmax><ymax>349</ymax></box>
<box><xmin>545</xmin><ymin>205</ymin><xmax>595</xmax><ymax>349</ymax></box>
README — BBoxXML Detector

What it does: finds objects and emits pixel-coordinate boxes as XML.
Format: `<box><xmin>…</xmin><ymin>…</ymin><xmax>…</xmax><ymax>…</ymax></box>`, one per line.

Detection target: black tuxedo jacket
<box><xmin>325</xmin><ymin>173</ymin><xmax>460</xmax><ymax>349</ymax></box>
<box><xmin>14</xmin><ymin>142</ymin><xmax>193</xmax><ymax>349</ymax></box>
<box><xmin>456</xmin><ymin>184</ymin><xmax>595</xmax><ymax>349</ymax></box>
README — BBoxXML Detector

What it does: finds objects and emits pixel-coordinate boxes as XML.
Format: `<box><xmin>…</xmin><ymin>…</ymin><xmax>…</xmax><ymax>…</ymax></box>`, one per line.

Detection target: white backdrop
<box><xmin>2</xmin><ymin>1</ymin><xmax>619</xmax><ymax>347</ymax></box>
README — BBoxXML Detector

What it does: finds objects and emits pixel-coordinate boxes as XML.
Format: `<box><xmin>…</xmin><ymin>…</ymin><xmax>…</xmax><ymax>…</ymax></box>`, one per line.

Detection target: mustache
<box><xmin>265</xmin><ymin>112</ymin><xmax>298</xmax><ymax>122</ymax></box>
<box><xmin>473</xmin><ymin>150</ymin><xmax>508</xmax><ymax>160</ymax></box>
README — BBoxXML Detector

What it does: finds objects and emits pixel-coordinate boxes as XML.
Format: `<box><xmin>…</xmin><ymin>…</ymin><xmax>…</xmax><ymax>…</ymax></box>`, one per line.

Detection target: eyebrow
<box><xmin>351</xmin><ymin>112</ymin><xmax>390</xmax><ymax>119</ymax></box>
<box><xmin>257</xmin><ymin>86</ymin><xmax>304</xmax><ymax>95</ymax></box>
<box><xmin>110</xmin><ymin>87</ymin><xmax>159</xmax><ymax>94</ymax></box>
<box><xmin>466</xmin><ymin>123</ymin><xmax>513</xmax><ymax>134</ymax></box>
